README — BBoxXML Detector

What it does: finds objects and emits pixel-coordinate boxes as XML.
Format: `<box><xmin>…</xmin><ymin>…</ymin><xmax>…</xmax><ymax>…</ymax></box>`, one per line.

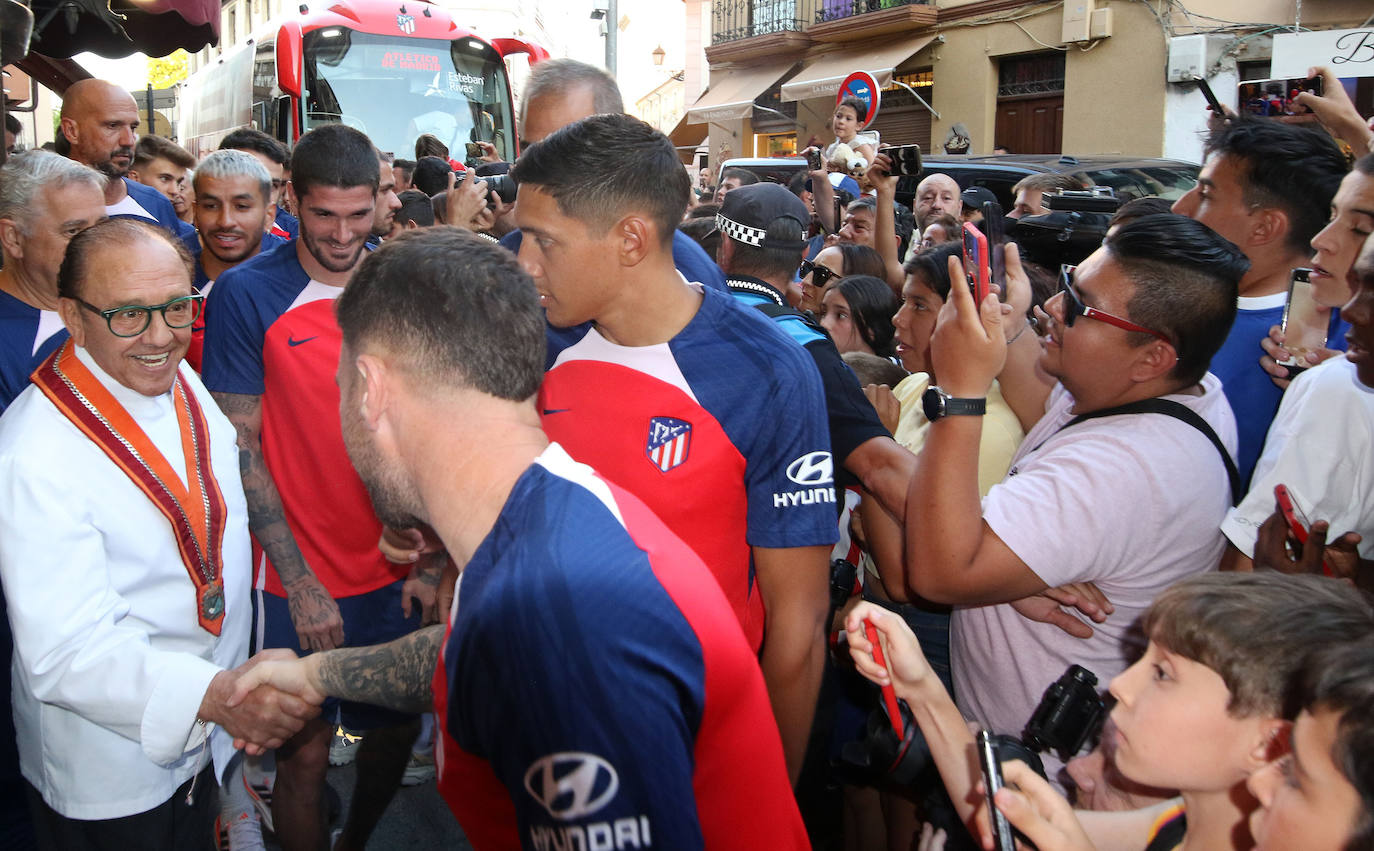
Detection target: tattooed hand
<box><xmin>283</xmin><ymin>574</ymin><xmax>344</xmax><ymax>651</ymax></box>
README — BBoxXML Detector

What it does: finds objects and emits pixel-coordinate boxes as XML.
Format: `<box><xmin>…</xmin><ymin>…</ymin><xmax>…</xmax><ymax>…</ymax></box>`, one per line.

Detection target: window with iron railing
<box><xmin>998</xmin><ymin>53</ymin><xmax>1066</xmax><ymax>98</ymax></box>
<box><xmin>711</xmin><ymin>0</ymin><xmax>821</xmax><ymax>44</ymax></box>
<box><xmin>815</xmin><ymin>0</ymin><xmax>929</xmax><ymax>24</ymax></box>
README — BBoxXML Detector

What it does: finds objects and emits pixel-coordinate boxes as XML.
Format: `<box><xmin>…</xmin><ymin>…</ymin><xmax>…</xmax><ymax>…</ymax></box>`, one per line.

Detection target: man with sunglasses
<box><xmin>0</xmin><ymin>219</ymin><xmax>316</xmax><ymax>849</ymax></box>
<box><xmin>903</xmin><ymin>213</ymin><xmax>1249</xmax><ymax>785</ymax></box>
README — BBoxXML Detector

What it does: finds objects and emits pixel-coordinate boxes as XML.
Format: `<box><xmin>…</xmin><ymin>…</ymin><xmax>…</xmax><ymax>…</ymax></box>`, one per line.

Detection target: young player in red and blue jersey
<box><xmin>512</xmin><ymin>114</ymin><xmax>836</xmax><ymax>785</ymax></box>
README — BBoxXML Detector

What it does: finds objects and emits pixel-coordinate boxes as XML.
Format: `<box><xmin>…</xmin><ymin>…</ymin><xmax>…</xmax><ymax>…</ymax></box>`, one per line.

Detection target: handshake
<box><xmin>197</xmin><ymin>649</ymin><xmax>330</xmax><ymax>754</ymax></box>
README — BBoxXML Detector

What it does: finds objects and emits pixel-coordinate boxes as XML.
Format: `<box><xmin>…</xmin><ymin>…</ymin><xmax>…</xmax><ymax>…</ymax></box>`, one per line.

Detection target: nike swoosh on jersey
<box><xmin>287</xmin><ymin>336</ymin><xmax>318</xmax><ymax>347</ymax></box>
<box><xmin>542</xmin><ymin>408</ymin><xmax>572</xmax><ymax>415</ymax></box>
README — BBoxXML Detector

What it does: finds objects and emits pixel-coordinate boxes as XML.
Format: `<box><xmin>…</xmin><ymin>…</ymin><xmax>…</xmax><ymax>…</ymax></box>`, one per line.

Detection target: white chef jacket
<box><xmin>0</xmin><ymin>345</ymin><xmax>250</xmax><ymax>820</ymax></box>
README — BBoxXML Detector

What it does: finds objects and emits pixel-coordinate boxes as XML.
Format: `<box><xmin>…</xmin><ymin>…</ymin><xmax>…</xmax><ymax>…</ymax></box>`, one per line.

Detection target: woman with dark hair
<box><xmin>799</xmin><ymin>242</ymin><xmax>885</xmax><ymax>313</ymax></box>
<box><xmin>819</xmin><ymin>275</ymin><xmax>898</xmax><ymax>358</ymax></box>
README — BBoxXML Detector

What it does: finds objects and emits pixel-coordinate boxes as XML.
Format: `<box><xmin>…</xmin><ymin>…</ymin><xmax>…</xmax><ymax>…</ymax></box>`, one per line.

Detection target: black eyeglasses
<box><xmin>1058</xmin><ymin>265</ymin><xmax>1171</xmax><ymax>345</ymax></box>
<box><xmin>799</xmin><ymin>259</ymin><xmax>840</xmax><ymax>288</ymax></box>
<box><xmin>77</xmin><ymin>294</ymin><xmax>205</xmax><ymax>338</ymax></box>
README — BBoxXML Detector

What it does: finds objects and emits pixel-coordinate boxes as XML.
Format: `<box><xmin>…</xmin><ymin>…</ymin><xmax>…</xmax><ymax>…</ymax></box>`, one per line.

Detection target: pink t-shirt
<box><xmin>951</xmin><ymin>375</ymin><xmax>1236</xmax><ymax>781</ymax></box>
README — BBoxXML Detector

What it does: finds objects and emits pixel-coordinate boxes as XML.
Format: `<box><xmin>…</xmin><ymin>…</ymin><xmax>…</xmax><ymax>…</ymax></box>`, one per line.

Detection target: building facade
<box><xmin>687</xmin><ymin>0</ymin><xmax>1374</xmax><ymax>168</ymax></box>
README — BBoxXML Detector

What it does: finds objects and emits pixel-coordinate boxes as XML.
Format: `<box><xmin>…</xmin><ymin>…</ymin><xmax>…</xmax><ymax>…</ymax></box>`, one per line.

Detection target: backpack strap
<box><xmin>1033</xmin><ymin>397</ymin><xmax>1241</xmax><ymax>506</ymax></box>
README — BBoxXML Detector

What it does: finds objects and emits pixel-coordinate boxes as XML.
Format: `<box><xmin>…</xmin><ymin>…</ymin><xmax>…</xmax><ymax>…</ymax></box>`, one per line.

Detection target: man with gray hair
<box><xmin>186</xmin><ymin>149</ymin><xmax>284</xmax><ymax>371</ymax></box>
<box><xmin>519</xmin><ymin>57</ymin><xmax>623</xmax><ymax>146</ymax></box>
<box><xmin>0</xmin><ymin>150</ymin><xmax>106</xmax><ymax>410</ymax></box>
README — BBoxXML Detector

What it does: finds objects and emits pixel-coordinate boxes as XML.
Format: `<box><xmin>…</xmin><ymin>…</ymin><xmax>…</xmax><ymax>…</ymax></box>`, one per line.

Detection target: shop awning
<box><xmin>780</xmin><ymin>35</ymin><xmax>936</xmax><ymax>103</ymax></box>
<box><xmin>686</xmin><ymin>58</ymin><xmax>798</xmax><ymax>125</ymax></box>
<box><xmin>26</xmin><ymin>0</ymin><xmax>220</xmax><ymax>61</ymax></box>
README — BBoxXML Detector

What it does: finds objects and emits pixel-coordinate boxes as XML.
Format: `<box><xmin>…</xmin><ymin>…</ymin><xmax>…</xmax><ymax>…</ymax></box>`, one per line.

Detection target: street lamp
<box><xmin>652</xmin><ymin>44</ymin><xmax>665</xmax><ymax>67</ymax></box>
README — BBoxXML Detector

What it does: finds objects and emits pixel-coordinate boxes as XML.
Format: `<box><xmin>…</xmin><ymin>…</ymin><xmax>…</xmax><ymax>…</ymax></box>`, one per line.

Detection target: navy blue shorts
<box><xmin>252</xmin><ymin>578</ymin><xmax>422</xmax><ymax>730</ymax></box>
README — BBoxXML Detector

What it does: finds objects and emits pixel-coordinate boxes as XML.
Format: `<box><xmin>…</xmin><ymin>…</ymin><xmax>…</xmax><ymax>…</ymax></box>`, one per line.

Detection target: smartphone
<box><xmin>864</xmin><ymin>618</ymin><xmax>905</xmax><ymax>739</ymax></box>
<box><xmin>977</xmin><ymin>730</ymin><xmax>1016</xmax><ymax>851</ymax></box>
<box><xmin>805</xmin><ymin>147</ymin><xmax>822</xmax><ymax>171</ymax></box>
<box><xmin>1274</xmin><ymin>483</ymin><xmax>1335</xmax><ymax>576</ymax></box>
<box><xmin>962</xmin><ymin>222</ymin><xmax>992</xmax><ymax>304</ymax></box>
<box><xmin>464</xmin><ymin>142</ymin><xmax>483</xmax><ymax>159</ymax></box>
<box><xmin>1274</xmin><ymin>484</ymin><xmax>1312</xmax><ymax>545</ymax></box>
<box><xmin>885</xmin><ymin>144</ymin><xmax>923</xmax><ymax>178</ymax></box>
<box><xmin>1194</xmin><ymin>76</ymin><xmax>1226</xmax><ymax>116</ymax></box>
<box><xmin>1279</xmin><ymin>268</ymin><xmax>1327</xmax><ymax>376</ymax></box>
<box><xmin>981</xmin><ymin>201</ymin><xmax>1006</xmax><ymax>295</ymax></box>
<box><xmin>1238</xmin><ymin>76</ymin><xmax>1323</xmax><ymax>117</ymax></box>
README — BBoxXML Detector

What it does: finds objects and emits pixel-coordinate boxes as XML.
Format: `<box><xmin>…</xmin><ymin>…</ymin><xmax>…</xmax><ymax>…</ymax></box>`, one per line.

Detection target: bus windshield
<box><xmin>303</xmin><ymin>28</ymin><xmax>514</xmax><ymax>161</ymax></box>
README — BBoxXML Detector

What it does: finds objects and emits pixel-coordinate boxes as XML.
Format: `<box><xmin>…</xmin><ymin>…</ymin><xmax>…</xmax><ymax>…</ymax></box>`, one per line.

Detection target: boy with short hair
<box><xmin>844</xmin><ymin>572</ymin><xmax>1374</xmax><ymax>850</ymax></box>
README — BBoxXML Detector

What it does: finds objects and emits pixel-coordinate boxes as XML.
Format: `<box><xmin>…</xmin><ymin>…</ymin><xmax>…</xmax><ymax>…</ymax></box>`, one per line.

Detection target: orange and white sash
<box><xmin>31</xmin><ymin>341</ymin><xmax>228</xmax><ymax>634</ymax></box>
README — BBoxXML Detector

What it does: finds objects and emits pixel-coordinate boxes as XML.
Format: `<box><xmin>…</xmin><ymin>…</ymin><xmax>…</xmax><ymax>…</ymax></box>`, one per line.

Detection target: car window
<box><xmin>1073</xmin><ymin>165</ymin><xmax>1199</xmax><ymax>201</ymax></box>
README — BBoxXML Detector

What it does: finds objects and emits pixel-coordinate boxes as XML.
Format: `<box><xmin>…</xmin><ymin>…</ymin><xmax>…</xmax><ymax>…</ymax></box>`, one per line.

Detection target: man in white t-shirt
<box><xmin>902</xmin><ymin>213</ymin><xmax>1250</xmax><ymax>783</ymax></box>
<box><xmin>1222</xmin><ymin>233</ymin><xmax>1374</xmax><ymax>574</ymax></box>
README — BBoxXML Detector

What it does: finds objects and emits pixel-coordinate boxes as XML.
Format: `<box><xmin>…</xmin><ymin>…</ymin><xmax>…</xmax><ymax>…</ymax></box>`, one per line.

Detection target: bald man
<box><xmin>59</xmin><ymin>80</ymin><xmax>193</xmax><ymax>242</ymax></box>
<box><xmin>914</xmin><ymin>172</ymin><xmax>961</xmax><ymax>228</ymax></box>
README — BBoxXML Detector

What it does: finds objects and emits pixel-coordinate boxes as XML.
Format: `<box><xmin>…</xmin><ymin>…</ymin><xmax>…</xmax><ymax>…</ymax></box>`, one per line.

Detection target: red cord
<box><xmin>865</xmin><ymin>618</ymin><xmax>905</xmax><ymax>739</ymax></box>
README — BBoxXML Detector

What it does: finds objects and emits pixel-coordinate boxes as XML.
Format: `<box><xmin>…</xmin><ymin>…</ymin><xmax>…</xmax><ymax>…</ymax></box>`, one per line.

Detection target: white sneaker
<box><xmin>329</xmin><ymin>726</ymin><xmax>364</xmax><ymax>766</ymax></box>
<box><xmin>240</xmin><ymin>760</ymin><xmax>275</xmax><ymax>836</ymax></box>
<box><xmin>401</xmin><ymin>750</ymin><xmax>436</xmax><ymax>786</ymax></box>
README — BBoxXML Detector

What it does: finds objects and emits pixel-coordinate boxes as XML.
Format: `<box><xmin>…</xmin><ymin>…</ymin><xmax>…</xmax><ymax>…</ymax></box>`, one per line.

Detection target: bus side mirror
<box><xmin>490</xmin><ymin>38</ymin><xmax>549</xmax><ymax>63</ymax></box>
<box><xmin>276</xmin><ymin>22</ymin><xmax>303</xmax><ymax>97</ymax></box>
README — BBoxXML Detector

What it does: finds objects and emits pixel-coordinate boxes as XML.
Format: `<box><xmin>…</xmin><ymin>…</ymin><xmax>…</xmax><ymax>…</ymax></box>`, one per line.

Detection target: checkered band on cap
<box><xmin>715</xmin><ymin>213</ymin><xmax>767</xmax><ymax>247</ymax></box>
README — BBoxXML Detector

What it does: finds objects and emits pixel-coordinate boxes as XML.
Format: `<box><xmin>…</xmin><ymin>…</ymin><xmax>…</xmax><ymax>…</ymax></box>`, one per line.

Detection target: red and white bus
<box><xmin>180</xmin><ymin>0</ymin><xmax>546</xmax><ymax>160</ymax></box>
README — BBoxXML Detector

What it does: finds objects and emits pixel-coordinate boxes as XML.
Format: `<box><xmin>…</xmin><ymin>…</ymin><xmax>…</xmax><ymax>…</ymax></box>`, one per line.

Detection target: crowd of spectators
<box><xmin>0</xmin><ymin>57</ymin><xmax>1372</xmax><ymax>851</ymax></box>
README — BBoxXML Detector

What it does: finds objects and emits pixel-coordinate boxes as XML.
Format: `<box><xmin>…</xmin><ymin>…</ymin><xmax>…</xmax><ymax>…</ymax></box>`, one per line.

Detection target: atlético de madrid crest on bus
<box><xmin>646</xmin><ymin>417</ymin><xmax>691</xmax><ymax>473</ymax></box>
<box><xmin>396</xmin><ymin>13</ymin><xmax>415</xmax><ymax>33</ymax></box>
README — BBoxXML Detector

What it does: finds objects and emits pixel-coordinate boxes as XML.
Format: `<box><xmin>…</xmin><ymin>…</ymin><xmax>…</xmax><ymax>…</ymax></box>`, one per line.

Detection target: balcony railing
<box><xmin>711</xmin><ymin>0</ymin><xmax>932</xmax><ymax>45</ymax></box>
<box><xmin>711</xmin><ymin>0</ymin><xmax>820</xmax><ymax>45</ymax></box>
<box><xmin>816</xmin><ymin>0</ymin><xmax>930</xmax><ymax>24</ymax></box>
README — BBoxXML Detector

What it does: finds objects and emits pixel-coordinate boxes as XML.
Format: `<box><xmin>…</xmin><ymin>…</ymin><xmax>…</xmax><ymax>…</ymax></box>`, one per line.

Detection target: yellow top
<box><xmin>891</xmin><ymin>373</ymin><xmax>1025</xmax><ymax>497</ymax></box>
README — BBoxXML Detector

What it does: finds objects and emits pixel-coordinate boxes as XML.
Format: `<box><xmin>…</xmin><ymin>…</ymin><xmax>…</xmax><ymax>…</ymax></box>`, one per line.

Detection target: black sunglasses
<box><xmin>799</xmin><ymin>259</ymin><xmax>840</xmax><ymax>288</ymax></box>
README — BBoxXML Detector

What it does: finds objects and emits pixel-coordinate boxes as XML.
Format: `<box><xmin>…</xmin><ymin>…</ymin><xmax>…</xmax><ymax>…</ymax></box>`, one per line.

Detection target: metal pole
<box><xmin>605</xmin><ymin>0</ymin><xmax>617</xmax><ymax>77</ymax></box>
<box><xmin>146</xmin><ymin>83</ymin><xmax>155</xmax><ymax>136</ymax></box>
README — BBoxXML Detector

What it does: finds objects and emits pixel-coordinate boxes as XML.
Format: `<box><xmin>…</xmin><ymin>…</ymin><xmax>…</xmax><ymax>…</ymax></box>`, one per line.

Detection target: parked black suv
<box><xmin>898</xmin><ymin>154</ymin><xmax>1199</xmax><ymax>211</ymax></box>
<box><xmin>716</xmin><ymin>154</ymin><xmax>1199</xmax><ymax>211</ymax></box>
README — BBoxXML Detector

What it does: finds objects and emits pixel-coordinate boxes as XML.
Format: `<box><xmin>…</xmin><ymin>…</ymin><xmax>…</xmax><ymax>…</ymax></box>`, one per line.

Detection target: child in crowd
<box><xmin>845</xmin><ymin>572</ymin><xmax>1374</xmax><ymax>851</ymax></box>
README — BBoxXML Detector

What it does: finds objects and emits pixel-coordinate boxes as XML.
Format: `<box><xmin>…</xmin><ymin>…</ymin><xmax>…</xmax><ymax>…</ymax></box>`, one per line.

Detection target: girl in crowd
<box><xmin>800</xmin><ymin>243</ymin><xmax>886</xmax><ymax>314</ymax></box>
<box><xmin>820</xmin><ymin>275</ymin><xmax>898</xmax><ymax>359</ymax></box>
<box><xmin>824</xmin><ymin>96</ymin><xmax>879</xmax><ymax>173</ymax></box>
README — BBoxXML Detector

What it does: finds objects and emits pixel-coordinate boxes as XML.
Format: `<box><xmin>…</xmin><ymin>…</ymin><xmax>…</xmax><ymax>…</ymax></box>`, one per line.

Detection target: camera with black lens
<box><xmin>1022</xmin><ymin>664</ymin><xmax>1107</xmax><ymax>761</ymax></box>
<box><xmin>476</xmin><ymin>172</ymin><xmax>518</xmax><ymax>206</ymax></box>
<box><xmin>1008</xmin><ymin>186</ymin><xmax>1121</xmax><ymax>270</ymax></box>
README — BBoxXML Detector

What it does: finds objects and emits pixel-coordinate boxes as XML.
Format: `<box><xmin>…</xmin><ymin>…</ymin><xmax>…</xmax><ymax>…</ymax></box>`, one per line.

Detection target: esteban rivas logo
<box><xmin>523</xmin><ymin>752</ymin><xmax>619</xmax><ymax>821</ymax></box>
<box><xmin>775</xmin><ymin>451</ymin><xmax>835</xmax><ymax>508</ymax></box>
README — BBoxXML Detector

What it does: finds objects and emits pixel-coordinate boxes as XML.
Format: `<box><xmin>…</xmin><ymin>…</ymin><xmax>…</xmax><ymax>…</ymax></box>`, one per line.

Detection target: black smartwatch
<box><xmin>922</xmin><ymin>386</ymin><xmax>987</xmax><ymax>421</ymax></box>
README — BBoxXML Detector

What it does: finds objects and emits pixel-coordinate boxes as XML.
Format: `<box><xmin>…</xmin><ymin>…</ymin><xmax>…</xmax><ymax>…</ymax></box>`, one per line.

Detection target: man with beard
<box><xmin>369</xmin><ymin>150</ymin><xmax>402</xmax><ymax>243</ymax></box>
<box><xmin>58</xmin><ymin>80</ymin><xmax>192</xmax><ymax>241</ymax></box>
<box><xmin>184</xmin><ymin>150</ymin><xmax>283</xmax><ymax>371</ymax></box>
<box><xmin>219</xmin><ymin>129</ymin><xmax>298</xmax><ymax>240</ymax></box>
<box><xmin>202</xmin><ymin>124</ymin><xmax>424</xmax><ymax>851</ymax></box>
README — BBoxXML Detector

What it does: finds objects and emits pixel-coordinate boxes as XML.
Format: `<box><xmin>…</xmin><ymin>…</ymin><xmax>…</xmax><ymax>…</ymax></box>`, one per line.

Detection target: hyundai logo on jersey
<box><xmin>523</xmin><ymin>752</ymin><xmax>620</xmax><ymax>821</ymax></box>
<box><xmin>645</xmin><ymin>416</ymin><xmax>692</xmax><ymax>473</ymax></box>
<box><xmin>396</xmin><ymin>12</ymin><xmax>415</xmax><ymax>33</ymax></box>
<box><xmin>775</xmin><ymin>451</ymin><xmax>836</xmax><ymax>508</ymax></box>
<box><xmin>786</xmin><ymin>451</ymin><xmax>833</xmax><ymax>485</ymax></box>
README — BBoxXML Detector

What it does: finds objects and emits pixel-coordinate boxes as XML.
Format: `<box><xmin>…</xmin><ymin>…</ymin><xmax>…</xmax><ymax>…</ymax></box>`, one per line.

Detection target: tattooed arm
<box><xmin>227</xmin><ymin>626</ymin><xmax>445</xmax><ymax>718</ymax></box>
<box><xmin>212</xmin><ymin>392</ymin><xmax>344</xmax><ymax>651</ymax></box>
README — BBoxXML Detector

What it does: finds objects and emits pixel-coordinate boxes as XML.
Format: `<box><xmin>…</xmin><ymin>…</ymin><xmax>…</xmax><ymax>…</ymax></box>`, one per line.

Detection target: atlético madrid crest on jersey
<box><xmin>396</xmin><ymin>13</ymin><xmax>415</xmax><ymax>33</ymax></box>
<box><xmin>646</xmin><ymin>416</ymin><xmax>692</xmax><ymax>473</ymax></box>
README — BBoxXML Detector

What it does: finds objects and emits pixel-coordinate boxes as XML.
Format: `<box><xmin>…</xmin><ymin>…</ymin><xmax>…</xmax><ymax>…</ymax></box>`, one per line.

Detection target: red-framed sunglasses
<box><xmin>1058</xmin><ymin>265</ymin><xmax>1172</xmax><ymax>345</ymax></box>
